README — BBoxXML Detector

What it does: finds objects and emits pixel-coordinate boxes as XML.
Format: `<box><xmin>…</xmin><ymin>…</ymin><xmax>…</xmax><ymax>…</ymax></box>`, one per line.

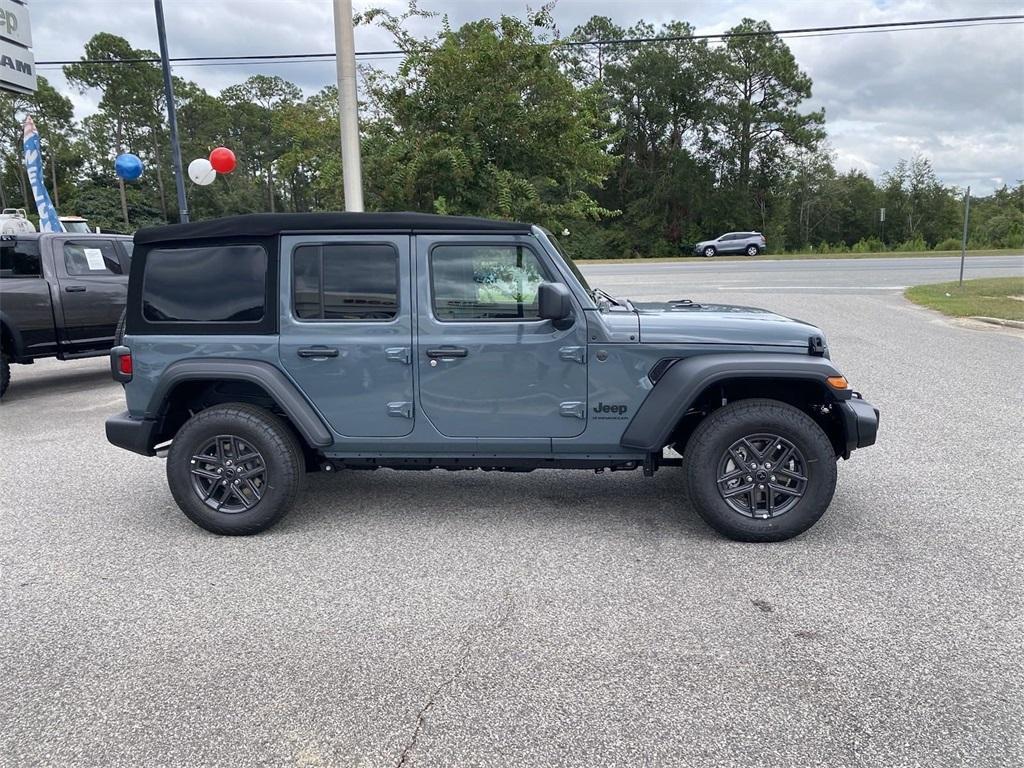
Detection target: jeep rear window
<box><xmin>142</xmin><ymin>244</ymin><xmax>267</xmax><ymax>323</ymax></box>
<box><xmin>293</xmin><ymin>243</ymin><xmax>399</xmax><ymax>321</ymax></box>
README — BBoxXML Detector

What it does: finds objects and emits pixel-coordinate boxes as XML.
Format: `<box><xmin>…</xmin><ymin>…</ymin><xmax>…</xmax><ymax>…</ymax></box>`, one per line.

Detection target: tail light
<box><xmin>110</xmin><ymin>345</ymin><xmax>132</xmax><ymax>383</ymax></box>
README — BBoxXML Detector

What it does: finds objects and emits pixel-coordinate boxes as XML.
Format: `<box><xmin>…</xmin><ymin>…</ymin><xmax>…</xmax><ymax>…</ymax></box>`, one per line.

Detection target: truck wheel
<box><xmin>114</xmin><ymin>309</ymin><xmax>126</xmax><ymax>346</ymax></box>
<box><xmin>684</xmin><ymin>399</ymin><xmax>837</xmax><ymax>542</ymax></box>
<box><xmin>0</xmin><ymin>353</ymin><xmax>9</xmax><ymax>398</ymax></box>
<box><xmin>166</xmin><ymin>403</ymin><xmax>304</xmax><ymax>535</ymax></box>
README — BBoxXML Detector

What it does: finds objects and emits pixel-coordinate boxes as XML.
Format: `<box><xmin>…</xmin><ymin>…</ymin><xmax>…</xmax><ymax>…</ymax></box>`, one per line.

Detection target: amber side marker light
<box><xmin>827</xmin><ymin>375</ymin><xmax>849</xmax><ymax>390</ymax></box>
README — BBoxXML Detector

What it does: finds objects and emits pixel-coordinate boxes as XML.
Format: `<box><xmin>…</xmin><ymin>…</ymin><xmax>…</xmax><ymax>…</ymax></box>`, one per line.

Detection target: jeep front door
<box><xmin>415</xmin><ymin>235</ymin><xmax>588</xmax><ymax>438</ymax></box>
<box><xmin>279</xmin><ymin>235</ymin><xmax>414</xmax><ymax>438</ymax></box>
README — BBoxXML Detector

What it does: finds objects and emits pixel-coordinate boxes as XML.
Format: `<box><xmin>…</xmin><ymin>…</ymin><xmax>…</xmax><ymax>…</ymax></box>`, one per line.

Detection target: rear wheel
<box><xmin>745</xmin><ymin>244</ymin><xmax>760</xmax><ymax>256</ymax></box>
<box><xmin>684</xmin><ymin>399</ymin><xmax>837</xmax><ymax>542</ymax></box>
<box><xmin>703</xmin><ymin>246</ymin><xmax>716</xmax><ymax>257</ymax></box>
<box><xmin>166</xmin><ymin>403</ymin><xmax>303</xmax><ymax>535</ymax></box>
<box><xmin>0</xmin><ymin>353</ymin><xmax>9</xmax><ymax>398</ymax></box>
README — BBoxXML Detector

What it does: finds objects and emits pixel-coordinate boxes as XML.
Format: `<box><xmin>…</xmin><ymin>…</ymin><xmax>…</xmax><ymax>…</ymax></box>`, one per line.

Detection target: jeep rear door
<box><xmin>414</xmin><ymin>234</ymin><xmax>588</xmax><ymax>438</ymax></box>
<box><xmin>278</xmin><ymin>234</ymin><xmax>415</xmax><ymax>438</ymax></box>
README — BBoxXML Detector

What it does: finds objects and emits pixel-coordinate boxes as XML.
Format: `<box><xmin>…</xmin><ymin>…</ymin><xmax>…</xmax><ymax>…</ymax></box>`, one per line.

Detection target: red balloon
<box><xmin>209</xmin><ymin>147</ymin><xmax>236</xmax><ymax>174</ymax></box>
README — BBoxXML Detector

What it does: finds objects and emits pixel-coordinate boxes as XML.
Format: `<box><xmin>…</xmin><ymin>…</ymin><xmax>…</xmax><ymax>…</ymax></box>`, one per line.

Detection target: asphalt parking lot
<box><xmin>2</xmin><ymin>256</ymin><xmax>1023</xmax><ymax>767</ymax></box>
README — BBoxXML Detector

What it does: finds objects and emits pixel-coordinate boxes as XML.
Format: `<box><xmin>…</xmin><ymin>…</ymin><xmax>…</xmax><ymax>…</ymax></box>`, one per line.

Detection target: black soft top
<box><xmin>134</xmin><ymin>211</ymin><xmax>531</xmax><ymax>245</ymax></box>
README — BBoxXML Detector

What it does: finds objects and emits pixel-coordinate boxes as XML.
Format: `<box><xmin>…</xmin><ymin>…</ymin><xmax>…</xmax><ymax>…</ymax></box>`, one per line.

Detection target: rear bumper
<box><xmin>838</xmin><ymin>395</ymin><xmax>879</xmax><ymax>457</ymax></box>
<box><xmin>106</xmin><ymin>410</ymin><xmax>157</xmax><ymax>457</ymax></box>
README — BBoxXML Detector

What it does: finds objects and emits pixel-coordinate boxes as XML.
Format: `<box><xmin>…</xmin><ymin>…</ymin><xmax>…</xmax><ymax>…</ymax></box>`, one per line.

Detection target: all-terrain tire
<box><xmin>114</xmin><ymin>309</ymin><xmax>127</xmax><ymax>346</ymax></box>
<box><xmin>684</xmin><ymin>398</ymin><xmax>837</xmax><ymax>542</ymax></box>
<box><xmin>0</xmin><ymin>353</ymin><xmax>9</xmax><ymax>399</ymax></box>
<box><xmin>166</xmin><ymin>403</ymin><xmax>304</xmax><ymax>535</ymax></box>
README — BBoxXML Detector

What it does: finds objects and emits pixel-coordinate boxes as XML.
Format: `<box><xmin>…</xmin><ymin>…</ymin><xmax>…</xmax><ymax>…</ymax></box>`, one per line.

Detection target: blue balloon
<box><xmin>114</xmin><ymin>153</ymin><xmax>144</xmax><ymax>181</ymax></box>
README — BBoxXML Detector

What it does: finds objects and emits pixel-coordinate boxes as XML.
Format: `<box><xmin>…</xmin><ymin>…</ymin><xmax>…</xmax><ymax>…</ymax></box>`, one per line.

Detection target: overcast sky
<box><xmin>30</xmin><ymin>0</ymin><xmax>1024</xmax><ymax>194</ymax></box>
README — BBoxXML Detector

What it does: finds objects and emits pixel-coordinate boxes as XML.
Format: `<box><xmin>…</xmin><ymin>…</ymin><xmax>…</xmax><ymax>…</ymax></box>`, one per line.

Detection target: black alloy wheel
<box><xmin>189</xmin><ymin>434</ymin><xmax>268</xmax><ymax>513</ymax></box>
<box><xmin>716</xmin><ymin>433</ymin><xmax>807</xmax><ymax>519</ymax></box>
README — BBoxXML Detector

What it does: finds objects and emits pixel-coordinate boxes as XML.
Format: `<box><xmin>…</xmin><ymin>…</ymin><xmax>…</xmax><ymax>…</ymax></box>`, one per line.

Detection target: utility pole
<box><xmin>154</xmin><ymin>0</ymin><xmax>189</xmax><ymax>223</ymax></box>
<box><xmin>958</xmin><ymin>186</ymin><xmax>971</xmax><ymax>287</ymax></box>
<box><xmin>333</xmin><ymin>0</ymin><xmax>364</xmax><ymax>211</ymax></box>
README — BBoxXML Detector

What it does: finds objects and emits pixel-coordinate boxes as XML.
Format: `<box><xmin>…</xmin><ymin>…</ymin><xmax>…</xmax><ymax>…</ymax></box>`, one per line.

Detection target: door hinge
<box><xmin>559</xmin><ymin>401</ymin><xmax>586</xmax><ymax>419</ymax></box>
<box><xmin>559</xmin><ymin>345</ymin><xmax>586</xmax><ymax>364</ymax></box>
<box><xmin>387</xmin><ymin>401</ymin><xmax>413</xmax><ymax>419</ymax></box>
<box><xmin>385</xmin><ymin>347</ymin><xmax>411</xmax><ymax>364</ymax></box>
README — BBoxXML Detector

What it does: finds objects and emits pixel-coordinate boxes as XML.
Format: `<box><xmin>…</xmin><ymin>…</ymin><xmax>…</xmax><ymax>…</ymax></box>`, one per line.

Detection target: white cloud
<box><xmin>27</xmin><ymin>0</ymin><xmax>1024</xmax><ymax>194</ymax></box>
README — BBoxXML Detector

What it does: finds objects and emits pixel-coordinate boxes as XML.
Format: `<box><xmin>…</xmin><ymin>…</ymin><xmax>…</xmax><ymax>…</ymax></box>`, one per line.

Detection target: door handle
<box><xmin>426</xmin><ymin>347</ymin><xmax>468</xmax><ymax>359</ymax></box>
<box><xmin>297</xmin><ymin>346</ymin><xmax>339</xmax><ymax>359</ymax></box>
<box><xmin>65</xmin><ymin>286</ymin><xmax>87</xmax><ymax>292</ymax></box>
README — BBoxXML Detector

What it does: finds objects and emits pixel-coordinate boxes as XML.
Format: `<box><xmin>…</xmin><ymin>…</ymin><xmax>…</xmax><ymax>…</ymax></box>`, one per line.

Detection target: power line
<box><xmin>35</xmin><ymin>14</ymin><xmax>1024</xmax><ymax>69</ymax></box>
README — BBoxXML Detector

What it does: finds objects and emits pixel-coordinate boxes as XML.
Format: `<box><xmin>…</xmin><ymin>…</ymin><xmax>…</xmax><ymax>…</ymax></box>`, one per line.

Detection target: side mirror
<box><xmin>538</xmin><ymin>282</ymin><xmax>572</xmax><ymax>322</ymax></box>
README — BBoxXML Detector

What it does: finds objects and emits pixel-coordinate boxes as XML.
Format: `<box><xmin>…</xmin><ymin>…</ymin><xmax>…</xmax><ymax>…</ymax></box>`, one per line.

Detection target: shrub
<box><xmin>894</xmin><ymin>236</ymin><xmax>927</xmax><ymax>252</ymax></box>
<box><xmin>934</xmin><ymin>238</ymin><xmax>961</xmax><ymax>251</ymax></box>
<box><xmin>851</xmin><ymin>237</ymin><xmax>886</xmax><ymax>253</ymax></box>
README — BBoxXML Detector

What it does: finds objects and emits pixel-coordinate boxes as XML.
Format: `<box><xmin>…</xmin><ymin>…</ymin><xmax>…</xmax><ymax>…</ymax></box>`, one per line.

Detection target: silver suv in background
<box><xmin>694</xmin><ymin>232</ymin><xmax>766</xmax><ymax>257</ymax></box>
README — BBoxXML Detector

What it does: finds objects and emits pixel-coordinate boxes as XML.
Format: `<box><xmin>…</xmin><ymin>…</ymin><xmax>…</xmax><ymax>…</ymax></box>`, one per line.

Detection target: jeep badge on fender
<box><xmin>105</xmin><ymin>212</ymin><xmax>878</xmax><ymax>542</ymax></box>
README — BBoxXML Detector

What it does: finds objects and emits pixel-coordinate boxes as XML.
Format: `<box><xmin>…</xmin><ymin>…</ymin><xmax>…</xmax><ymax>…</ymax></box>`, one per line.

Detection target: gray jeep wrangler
<box><xmin>105</xmin><ymin>212</ymin><xmax>878</xmax><ymax>541</ymax></box>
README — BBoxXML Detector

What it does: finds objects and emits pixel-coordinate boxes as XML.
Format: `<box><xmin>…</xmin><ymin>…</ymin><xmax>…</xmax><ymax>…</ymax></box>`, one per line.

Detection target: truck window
<box><xmin>142</xmin><ymin>244</ymin><xmax>267</xmax><ymax>323</ymax></box>
<box><xmin>0</xmin><ymin>240</ymin><xmax>42</xmax><ymax>278</ymax></box>
<box><xmin>430</xmin><ymin>244</ymin><xmax>550</xmax><ymax>321</ymax></box>
<box><xmin>63</xmin><ymin>240</ymin><xmax>122</xmax><ymax>276</ymax></box>
<box><xmin>293</xmin><ymin>243</ymin><xmax>398</xmax><ymax>321</ymax></box>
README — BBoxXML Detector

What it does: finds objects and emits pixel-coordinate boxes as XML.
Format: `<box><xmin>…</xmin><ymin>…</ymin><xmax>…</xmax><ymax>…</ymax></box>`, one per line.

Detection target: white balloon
<box><xmin>188</xmin><ymin>158</ymin><xmax>216</xmax><ymax>186</ymax></box>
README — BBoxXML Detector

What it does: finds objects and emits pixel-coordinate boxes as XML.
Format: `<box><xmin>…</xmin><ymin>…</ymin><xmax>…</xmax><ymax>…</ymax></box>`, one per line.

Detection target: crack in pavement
<box><xmin>395</xmin><ymin>591</ymin><xmax>516</xmax><ymax>767</ymax></box>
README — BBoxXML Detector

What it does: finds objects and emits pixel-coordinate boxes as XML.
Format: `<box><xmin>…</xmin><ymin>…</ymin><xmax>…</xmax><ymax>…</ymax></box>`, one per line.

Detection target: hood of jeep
<box><xmin>633</xmin><ymin>301</ymin><xmax>824</xmax><ymax>347</ymax></box>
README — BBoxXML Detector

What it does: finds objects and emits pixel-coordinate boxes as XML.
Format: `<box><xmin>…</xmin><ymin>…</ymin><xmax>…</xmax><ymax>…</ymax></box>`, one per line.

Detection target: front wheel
<box><xmin>166</xmin><ymin>403</ymin><xmax>304</xmax><ymax>535</ymax></box>
<box><xmin>684</xmin><ymin>399</ymin><xmax>837</xmax><ymax>542</ymax></box>
<box><xmin>745</xmin><ymin>245</ymin><xmax>760</xmax><ymax>256</ymax></box>
<box><xmin>703</xmin><ymin>246</ymin><xmax>716</xmax><ymax>257</ymax></box>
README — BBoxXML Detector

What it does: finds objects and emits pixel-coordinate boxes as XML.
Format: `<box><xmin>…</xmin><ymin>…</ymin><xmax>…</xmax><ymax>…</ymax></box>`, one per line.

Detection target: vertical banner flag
<box><xmin>22</xmin><ymin>116</ymin><xmax>63</xmax><ymax>232</ymax></box>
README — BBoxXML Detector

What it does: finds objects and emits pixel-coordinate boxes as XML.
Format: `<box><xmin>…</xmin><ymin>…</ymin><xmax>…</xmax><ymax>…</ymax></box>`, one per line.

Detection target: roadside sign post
<box><xmin>333</xmin><ymin>0</ymin><xmax>364</xmax><ymax>212</ymax></box>
<box><xmin>154</xmin><ymin>0</ymin><xmax>189</xmax><ymax>224</ymax></box>
<box><xmin>879</xmin><ymin>207</ymin><xmax>885</xmax><ymax>243</ymax></box>
<box><xmin>958</xmin><ymin>186</ymin><xmax>970</xmax><ymax>288</ymax></box>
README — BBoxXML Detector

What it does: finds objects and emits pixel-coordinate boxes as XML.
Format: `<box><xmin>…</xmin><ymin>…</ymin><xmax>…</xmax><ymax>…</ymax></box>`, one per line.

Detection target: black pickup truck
<box><xmin>0</xmin><ymin>232</ymin><xmax>134</xmax><ymax>397</ymax></box>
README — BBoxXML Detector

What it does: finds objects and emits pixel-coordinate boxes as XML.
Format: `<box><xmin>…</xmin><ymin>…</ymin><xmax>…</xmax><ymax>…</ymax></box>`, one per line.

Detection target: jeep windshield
<box><xmin>541</xmin><ymin>230</ymin><xmax>635</xmax><ymax>309</ymax></box>
<box><xmin>541</xmin><ymin>229</ymin><xmax>592</xmax><ymax>294</ymax></box>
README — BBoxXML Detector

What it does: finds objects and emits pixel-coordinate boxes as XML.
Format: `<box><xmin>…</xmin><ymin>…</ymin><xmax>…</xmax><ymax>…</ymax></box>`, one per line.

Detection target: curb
<box><xmin>969</xmin><ymin>316</ymin><xmax>1024</xmax><ymax>329</ymax></box>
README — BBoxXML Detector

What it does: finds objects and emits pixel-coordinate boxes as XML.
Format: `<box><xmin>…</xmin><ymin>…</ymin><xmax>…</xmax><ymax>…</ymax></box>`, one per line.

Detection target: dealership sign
<box><xmin>0</xmin><ymin>0</ymin><xmax>34</xmax><ymax>95</ymax></box>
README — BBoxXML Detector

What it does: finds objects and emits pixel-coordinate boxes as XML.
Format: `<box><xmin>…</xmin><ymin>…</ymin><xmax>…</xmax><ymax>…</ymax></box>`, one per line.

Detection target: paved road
<box><xmin>2</xmin><ymin>258</ymin><xmax>1023</xmax><ymax>767</ymax></box>
<box><xmin>580</xmin><ymin>254</ymin><xmax>1023</xmax><ymax>297</ymax></box>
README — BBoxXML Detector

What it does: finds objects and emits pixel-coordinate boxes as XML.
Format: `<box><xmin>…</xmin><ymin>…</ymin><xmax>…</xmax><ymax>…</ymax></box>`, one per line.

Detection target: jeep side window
<box><xmin>293</xmin><ymin>243</ymin><xmax>399</xmax><ymax>321</ymax></box>
<box><xmin>142</xmin><ymin>244</ymin><xmax>267</xmax><ymax>323</ymax></box>
<box><xmin>0</xmin><ymin>240</ymin><xmax>41</xmax><ymax>278</ymax></box>
<box><xmin>431</xmin><ymin>244</ymin><xmax>550</xmax><ymax>321</ymax></box>
<box><xmin>63</xmin><ymin>240</ymin><xmax>122</xmax><ymax>276</ymax></box>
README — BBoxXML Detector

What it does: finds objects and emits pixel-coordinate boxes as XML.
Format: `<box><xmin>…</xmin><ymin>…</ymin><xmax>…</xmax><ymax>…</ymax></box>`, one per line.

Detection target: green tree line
<box><xmin>1</xmin><ymin>8</ymin><xmax>1021</xmax><ymax>256</ymax></box>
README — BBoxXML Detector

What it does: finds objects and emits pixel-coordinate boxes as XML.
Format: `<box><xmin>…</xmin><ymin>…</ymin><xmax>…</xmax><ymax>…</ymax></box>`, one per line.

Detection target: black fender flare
<box><xmin>147</xmin><ymin>358</ymin><xmax>333</xmax><ymax>448</ymax></box>
<box><xmin>620</xmin><ymin>353</ymin><xmax>847</xmax><ymax>451</ymax></box>
<box><xmin>0</xmin><ymin>311</ymin><xmax>25</xmax><ymax>359</ymax></box>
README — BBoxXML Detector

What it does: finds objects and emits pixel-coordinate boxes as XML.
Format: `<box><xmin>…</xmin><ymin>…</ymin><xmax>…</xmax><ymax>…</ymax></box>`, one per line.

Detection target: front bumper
<box><xmin>838</xmin><ymin>394</ymin><xmax>879</xmax><ymax>457</ymax></box>
<box><xmin>106</xmin><ymin>410</ymin><xmax>158</xmax><ymax>456</ymax></box>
